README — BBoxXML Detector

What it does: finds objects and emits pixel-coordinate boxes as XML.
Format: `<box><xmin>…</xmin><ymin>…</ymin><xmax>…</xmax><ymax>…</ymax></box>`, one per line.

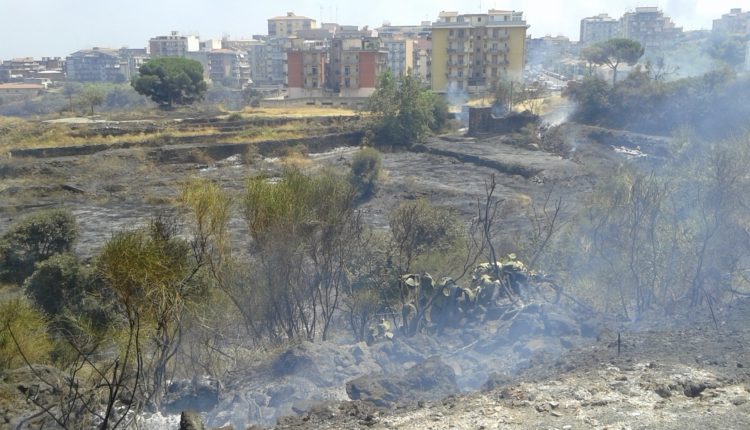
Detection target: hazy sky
<box><xmin>0</xmin><ymin>1</ymin><xmax>742</xmax><ymax>59</ymax></box>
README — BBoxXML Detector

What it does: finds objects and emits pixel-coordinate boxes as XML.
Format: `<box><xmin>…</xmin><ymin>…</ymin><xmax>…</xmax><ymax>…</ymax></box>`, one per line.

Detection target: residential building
<box><xmin>286</xmin><ymin>39</ymin><xmax>329</xmax><ymax>98</ymax></box>
<box><xmin>119</xmin><ymin>48</ymin><xmax>149</xmax><ymax>81</ymax></box>
<box><xmin>66</xmin><ymin>47</ymin><xmax>124</xmax><ymax>82</ymax></box>
<box><xmin>376</xmin><ymin>21</ymin><xmax>433</xmax><ymax>38</ymax></box>
<box><xmin>430</xmin><ymin>9</ymin><xmax>529</xmax><ymax>94</ymax></box>
<box><xmin>0</xmin><ymin>83</ymin><xmax>45</xmax><ymax>101</ymax></box>
<box><xmin>266</xmin><ymin>37</ymin><xmax>290</xmax><ymax>86</ymax></box>
<box><xmin>200</xmin><ymin>39</ymin><xmax>223</xmax><ymax>52</ymax></box>
<box><xmin>620</xmin><ymin>7</ymin><xmax>682</xmax><ymax>49</ymax></box>
<box><xmin>580</xmin><ymin>13</ymin><xmax>620</xmax><ymax>45</ymax></box>
<box><xmin>207</xmin><ymin>49</ymin><xmax>251</xmax><ymax>87</ymax></box>
<box><xmin>149</xmin><ymin>31</ymin><xmax>200</xmax><ymax>57</ymax></box>
<box><xmin>268</xmin><ymin>12</ymin><xmax>316</xmax><ymax>37</ymax></box>
<box><xmin>245</xmin><ymin>40</ymin><xmax>270</xmax><ymax>85</ymax></box>
<box><xmin>413</xmin><ymin>36</ymin><xmax>432</xmax><ymax>84</ymax></box>
<box><xmin>0</xmin><ymin>57</ymin><xmax>64</xmax><ymax>83</ymax></box>
<box><xmin>713</xmin><ymin>8</ymin><xmax>750</xmax><ymax>35</ymax></box>
<box><xmin>526</xmin><ymin>35</ymin><xmax>575</xmax><ymax>67</ymax></box>
<box><xmin>383</xmin><ymin>37</ymin><xmax>414</xmax><ymax>78</ymax></box>
<box><xmin>329</xmin><ymin>34</ymin><xmax>388</xmax><ymax>97</ymax></box>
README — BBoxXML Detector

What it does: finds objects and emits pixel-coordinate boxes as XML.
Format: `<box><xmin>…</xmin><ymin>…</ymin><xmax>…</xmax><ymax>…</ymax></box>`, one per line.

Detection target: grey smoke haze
<box><xmin>0</xmin><ymin>0</ymin><xmax>741</xmax><ymax>59</ymax></box>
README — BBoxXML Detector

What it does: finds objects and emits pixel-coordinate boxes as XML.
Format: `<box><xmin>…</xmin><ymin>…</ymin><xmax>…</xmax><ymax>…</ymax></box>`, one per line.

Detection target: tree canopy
<box><xmin>131</xmin><ymin>57</ymin><xmax>207</xmax><ymax>108</ymax></box>
<box><xmin>582</xmin><ymin>38</ymin><xmax>644</xmax><ymax>84</ymax></box>
<box><xmin>368</xmin><ymin>70</ymin><xmax>449</xmax><ymax>145</ymax></box>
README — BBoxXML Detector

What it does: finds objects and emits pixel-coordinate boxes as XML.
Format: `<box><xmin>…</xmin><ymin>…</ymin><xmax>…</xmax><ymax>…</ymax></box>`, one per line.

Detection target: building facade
<box><xmin>580</xmin><ymin>13</ymin><xmax>620</xmax><ymax>45</ymax></box>
<box><xmin>431</xmin><ymin>9</ymin><xmax>528</xmax><ymax>94</ymax></box>
<box><xmin>713</xmin><ymin>8</ymin><xmax>750</xmax><ymax>35</ymax></box>
<box><xmin>329</xmin><ymin>35</ymin><xmax>388</xmax><ymax>98</ymax></box>
<box><xmin>620</xmin><ymin>7</ymin><xmax>682</xmax><ymax>49</ymax></box>
<box><xmin>268</xmin><ymin>12</ymin><xmax>316</xmax><ymax>37</ymax></box>
<box><xmin>286</xmin><ymin>40</ymin><xmax>329</xmax><ymax>98</ymax></box>
<box><xmin>149</xmin><ymin>31</ymin><xmax>200</xmax><ymax>57</ymax></box>
<box><xmin>66</xmin><ymin>48</ymin><xmax>123</xmax><ymax>82</ymax></box>
<box><xmin>207</xmin><ymin>49</ymin><xmax>251</xmax><ymax>88</ymax></box>
<box><xmin>383</xmin><ymin>38</ymin><xmax>415</xmax><ymax>78</ymax></box>
<box><xmin>413</xmin><ymin>36</ymin><xmax>432</xmax><ymax>84</ymax></box>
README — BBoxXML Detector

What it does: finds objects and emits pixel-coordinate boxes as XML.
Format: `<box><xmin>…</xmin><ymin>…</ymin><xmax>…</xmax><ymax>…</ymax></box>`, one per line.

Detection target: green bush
<box><xmin>350</xmin><ymin>147</ymin><xmax>382</xmax><ymax>201</ymax></box>
<box><xmin>0</xmin><ymin>298</ymin><xmax>53</xmax><ymax>369</ymax></box>
<box><xmin>0</xmin><ymin>208</ymin><xmax>78</xmax><ymax>283</ymax></box>
<box><xmin>24</xmin><ymin>253</ymin><xmax>86</xmax><ymax>317</ymax></box>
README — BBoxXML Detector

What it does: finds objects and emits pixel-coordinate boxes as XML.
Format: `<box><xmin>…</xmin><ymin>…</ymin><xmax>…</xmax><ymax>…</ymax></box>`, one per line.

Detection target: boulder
<box><xmin>346</xmin><ymin>356</ymin><xmax>459</xmax><ymax>407</ymax></box>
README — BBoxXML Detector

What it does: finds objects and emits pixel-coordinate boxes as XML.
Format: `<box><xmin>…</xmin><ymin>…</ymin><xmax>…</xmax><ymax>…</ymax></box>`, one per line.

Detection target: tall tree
<box><xmin>78</xmin><ymin>86</ymin><xmax>105</xmax><ymax>116</ymax></box>
<box><xmin>368</xmin><ymin>70</ymin><xmax>443</xmax><ymax>145</ymax></box>
<box><xmin>582</xmin><ymin>38</ymin><xmax>644</xmax><ymax>85</ymax></box>
<box><xmin>131</xmin><ymin>57</ymin><xmax>207</xmax><ymax>108</ymax></box>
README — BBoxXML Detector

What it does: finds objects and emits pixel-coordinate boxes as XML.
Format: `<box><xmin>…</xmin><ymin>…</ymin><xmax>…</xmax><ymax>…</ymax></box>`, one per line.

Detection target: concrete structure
<box><xmin>526</xmin><ymin>36</ymin><xmax>575</xmax><ymax>67</ymax></box>
<box><xmin>268</xmin><ymin>12</ymin><xmax>316</xmax><ymax>37</ymax></box>
<box><xmin>329</xmin><ymin>35</ymin><xmax>388</xmax><ymax>98</ymax></box>
<box><xmin>208</xmin><ymin>49</ymin><xmax>251</xmax><ymax>87</ymax></box>
<box><xmin>0</xmin><ymin>57</ymin><xmax>64</xmax><ymax>83</ymax></box>
<box><xmin>413</xmin><ymin>36</ymin><xmax>432</xmax><ymax>84</ymax></box>
<box><xmin>200</xmin><ymin>39</ymin><xmax>223</xmax><ymax>52</ymax></box>
<box><xmin>713</xmin><ymin>8</ymin><xmax>750</xmax><ymax>35</ymax></box>
<box><xmin>580</xmin><ymin>13</ymin><xmax>620</xmax><ymax>45</ymax></box>
<box><xmin>620</xmin><ymin>7</ymin><xmax>682</xmax><ymax>49</ymax></box>
<box><xmin>383</xmin><ymin>38</ymin><xmax>414</xmax><ymax>78</ymax></box>
<box><xmin>149</xmin><ymin>31</ymin><xmax>200</xmax><ymax>57</ymax></box>
<box><xmin>286</xmin><ymin>40</ymin><xmax>329</xmax><ymax>98</ymax></box>
<box><xmin>118</xmin><ymin>48</ymin><xmax>149</xmax><ymax>81</ymax></box>
<box><xmin>376</xmin><ymin>21</ymin><xmax>432</xmax><ymax>38</ymax></box>
<box><xmin>0</xmin><ymin>83</ymin><xmax>45</xmax><ymax>100</ymax></box>
<box><xmin>66</xmin><ymin>47</ymin><xmax>123</xmax><ymax>82</ymax></box>
<box><xmin>266</xmin><ymin>37</ymin><xmax>290</xmax><ymax>86</ymax></box>
<box><xmin>431</xmin><ymin>9</ymin><xmax>529</xmax><ymax>94</ymax></box>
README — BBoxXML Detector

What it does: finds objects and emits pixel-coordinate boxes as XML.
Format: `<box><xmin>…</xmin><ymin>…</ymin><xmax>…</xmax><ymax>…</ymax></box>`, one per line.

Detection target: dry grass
<box><xmin>240</xmin><ymin>105</ymin><xmax>359</xmax><ymax>117</ymax></box>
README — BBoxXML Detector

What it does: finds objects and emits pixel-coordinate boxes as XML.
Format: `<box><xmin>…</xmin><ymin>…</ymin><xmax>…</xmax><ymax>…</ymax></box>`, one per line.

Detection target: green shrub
<box><xmin>24</xmin><ymin>253</ymin><xmax>86</xmax><ymax>317</ymax></box>
<box><xmin>0</xmin><ymin>298</ymin><xmax>53</xmax><ymax>369</ymax></box>
<box><xmin>0</xmin><ymin>208</ymin><xmax>78</xmax><ymax>283</ymax></box>
<box><xmin>350</xmin><ymin>147</ymin><xmax>382</xmax><ymax>201</ymax></box>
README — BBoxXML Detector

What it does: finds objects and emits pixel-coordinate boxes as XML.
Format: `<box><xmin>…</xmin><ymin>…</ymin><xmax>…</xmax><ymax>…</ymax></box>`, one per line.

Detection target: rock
<box><xmin>179</xmin><ymin>411</ymin><xmax>206</xmax><ymax>430</ymax></box>
<box><xmin>272</xmin><ymin>342</ymin><xmax>321</xmax><ymax>378</ymax></box>
<box><xmin>346</xmin><ymin>356</ymin><xmax>459</xmax><ymax>407</ymax></box>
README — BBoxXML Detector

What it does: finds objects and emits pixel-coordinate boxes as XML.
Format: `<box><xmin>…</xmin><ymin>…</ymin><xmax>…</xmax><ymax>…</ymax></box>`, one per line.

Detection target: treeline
<box><xmin>569</xmin><ymin>68</ymin><xmax>750</xmax><ymax>139</ymax></box>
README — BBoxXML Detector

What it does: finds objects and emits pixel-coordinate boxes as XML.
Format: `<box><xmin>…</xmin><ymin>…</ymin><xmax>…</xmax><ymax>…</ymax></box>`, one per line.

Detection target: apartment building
<box><xmin>329</xmin><ymin>35</ymin><xmax>388</xmax><ymax>98</ymax></box>
<box><xmin>383</xmin><ymin>38</ymin><xmax>414</xmax><ymax>78</ymax></box>
<box><xmin>286</xmin><ymin>39</ymin><xmax>329</xmax><ymax>98</ymax></box>
<box><xmin>207</xmin><ymin>49</ymin><xmax>251</xmax><ymax>88</ymax></box>
<box><xmin>620</xmin><ymin>7</ymin><xmax>682</xmax><ymax>49</ymax></box>
<box><xmin>0</xmin><ymin>57</ymin><xmax>64</xmax><ymax>83</ymax></box>
<box><xmin>413</xmin><ymin>37</ymin><xmax>432</xmax><ymax>84</ymax></box>
<box><xmin>431</xmin><ymin>9</ymin><xmax>528</xmax><ymax>94</ymax></box>
<box><xmin>149</xmin><ymin>31</ymin><xmax>200</xmax><ymax>57</ymax></box>
<box><xmin>713</xmin><ymin>8</ymin><xmax>750</xmax><ymax>35</ymax></box>
<box><xmin>66</xmin><ymin>47</ymin><xmax>123</xmax><ymax>82</ymax></box>
<box><xmin>376</xmin><ymin>21</ymin><xmax>432</xmax><ymax>38</ymax></box>
<box><xmin>580</xmin><ymin>13</ymin><xmax>620</xmax><ymax>45</ymax></box>
<box><xmin>268</xmin><ymin>12</ymin><xmax>316</xmax><ymax>37</ymax></box>
<box><xmin>119</xmin><ymin>48</ymin><xmax>149</xmax><ymax>81</ymax></box>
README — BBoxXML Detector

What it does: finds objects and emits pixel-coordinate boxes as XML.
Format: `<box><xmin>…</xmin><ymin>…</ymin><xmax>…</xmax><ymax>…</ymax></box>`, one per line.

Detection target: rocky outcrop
<box><xmin>346</xmin><ymin>356</ymin><xmax>459</xmax><ymax>407</ymax></box>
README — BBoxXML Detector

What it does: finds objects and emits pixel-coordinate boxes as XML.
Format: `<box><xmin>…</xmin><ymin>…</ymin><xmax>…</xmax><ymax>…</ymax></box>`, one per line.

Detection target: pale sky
<box><xmin>0</xmin><ymin>1</ymin><xmax>742</xmax><ymax>59</ymax></box>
